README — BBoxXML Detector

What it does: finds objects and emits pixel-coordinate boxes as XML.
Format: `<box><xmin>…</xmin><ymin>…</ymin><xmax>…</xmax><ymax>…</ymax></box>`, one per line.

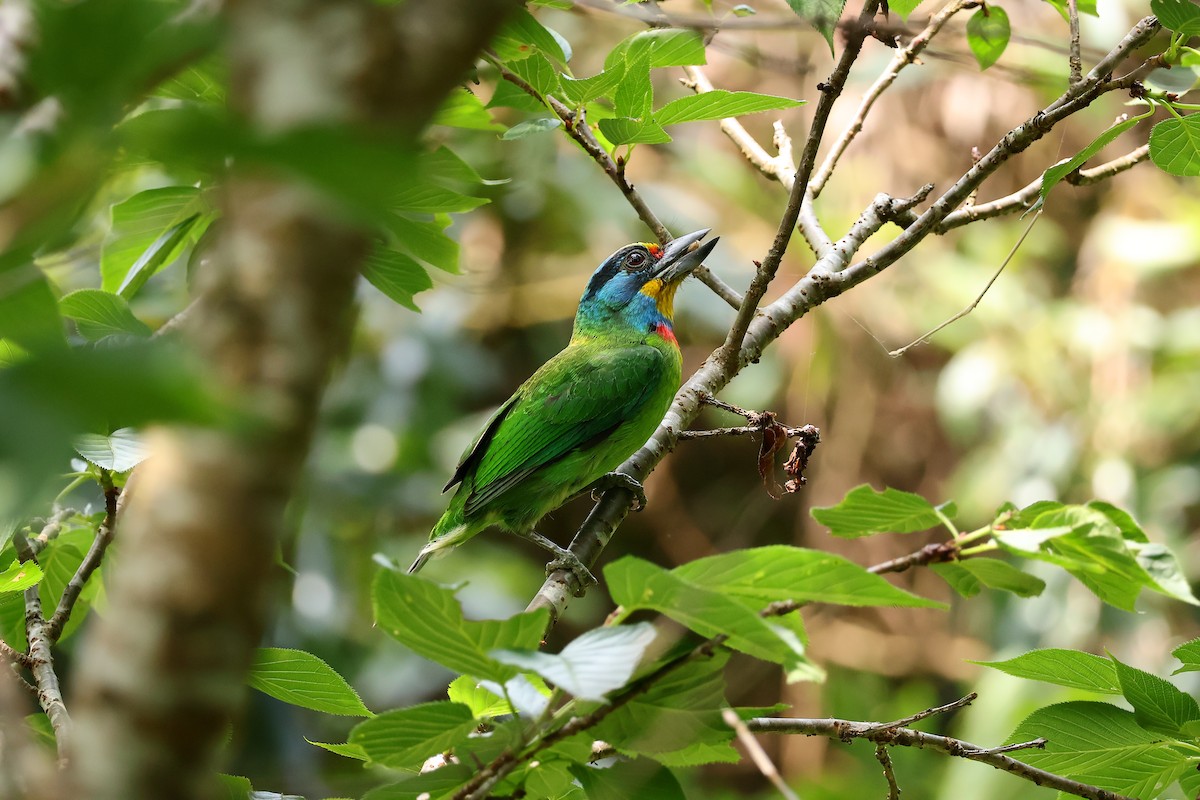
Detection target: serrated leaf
<box><xmin>349</xmin><ymin>702</ymin><xmax>476</xmax><ymax>769</ymax></box>
<box><xmin>1110</xmin><ymin>654</ymin><xmax>1200</xmax><ymax>736</ymax></box>
<box><xmin>362</xmin><ymin>763</ymin><xmax>474</xmax><ymax>800</ymax></box>
<box><xmin>887</xmin><ymin>0</ymin><xmax>924</xmax><ymax>19</ymax></box>
<box><xmin>477</xmin><ymin>673</ymin><xmax>551</xmax><ymax>718</ymax></box>
<box><xmin>217</xmin><ymin>774</ymin><xmax>253</xmax><ymax>800</ymax></box>
<box><xmin>362</xmin><ymin>248</ymin><xmax>433</xmax><ymax>311</ymax></box>
<box><xmin>570</xmin><ymin>757</ymin><xmax>687</xmax><ymax>800</ymax></box>
<box><xmin>491</xmin><ymin>623</ymin><xmax>656</xmax><ymax>701</ymax></box>
<box><xmin>501</xmin><ymin>118</ymin><xmax>562</xmax><ymax>140</ymax></box>
<box><xmin>597</xmin><ymin>117</ymin><xmax>672</xmax><ymax>145</ymax></box>
<box><xmin>606</xmin><ymin>29</ymin><xmax>706</xmax><ymax>70</ymax></box>
<box><xmin>307</xmin><ymin>738</ymin><xmax>368</xmax><ymax>762</ymax></box>
<box><xmin>74</xmin><ymin>428</ymin><xmax>148</xmax><ymax>472</ymax></box>
<box><xmin>974</xmin><ymin>649</ymin><xmax>1121</xmax><ymax>693</ymax></box>
<box><xmin>101</xmin><ymin>187</ymin><xmax>207</xmax><ymax>294</ymax></box>
<box><xmin>386</xmin><ymin>215</ymin><xmax>459</xmax><ymax>273</ymax></box>
<box><xmin>447</xmin><ymin>675</ymin><xmax>515</xmax><ymax>718</ymax></box>
<box><xmin>488</xmin><ymin>80</ymin><xmax>546</xmax><ymax>113</ymax></box>
<box><xmin>1172</xmin><ymin>638</ymin><xmax>1200</xmax><ymax>674</ymax></box>
<box><xmin>654</xmin><ymin>91</ymin><xmax>803</xmax><ymax>126</ymax></box>
<box><xmin>1150</xmin><ymin>115</ymin><xmax>1200</xmax><ymax>177</ymax></box>
<box><xmin>1008</xmin><ymin>702</ymin><xmax>1190</xmax><ymax>797</ymax></box>
<box><xmin>966</xmin><ymin>6</ymin><xmax>1010</xmax><ymax>70</ymax></box>
<box><xmin>59</xmin><ymin>290</ymin><xmax>152</xmax><ymax>341</ymax></box>
<box><xmin>811</xmin><ymin>484</ymin><xmax>947</xmax><ymax>538</ymax></box>
<box><xmin>1151</xmin><ymin>0</ymin><xmax>1200</xmax><ymax>35</ymax></box>
<box><xmin>1043</xmin><ymin>0</ymin><xmax>1099</xmax><ymax>20</ymax></box>
<box><xmin>606</xmin><ymin>556</ymin><xmax>794</xmax><ymax>666</ymax></box>
<box><xmin>120</xmin><ymin>213</ymin><xmax>206</xmax><ymax>300</ymax></box>
<box><xmin>432</xmin><ymin>89</ymin><xmax>503</xmax><ymax>132</ymax></box>
<box><xmin>672</xmin><ymin>546</ymin><xmax>943</xmax><ymax>609</ymax></box>
<box><xmin>493</xmin><ymin>8</ymin><xmax>569</xmax><ymax>63</ymax></box>
<box><xmin>507</xmin><ymin>52</ymin><xmax>561</xmax><ymax>101</ymax></box>
<box><xmin>1131</xmin><ymin>542</ymin><xmax>1199</xmax><ymax>604</ymax></box>
<box><xmin>38</xmin><ymin>541</ymin><xmax>87</xmax><ymax>640</ymax></box>
<box><xmin>392</xmin><ymin>183</ymin><xmax>488</xmax><ymax>214</ymax></box>
<box><xmin>248</xmin><ymin>647</ymin><xmax>371</xmax><ymax>716</ymax></box>
<box><xmin>932</xmin><ymin>558</ymin><xmax>1045</xmax><ymax>598</ymax></box>
<box><xmin>372</xmin><ymin>570</ymin><xmax>548</xmax><ymax>683</ymax></box>
<box><xmin>613</xmin><ymin>49</ymin><xmax>653</xmax><ymax>119</ymax></box>
<box><xmin>786</xmin><ymin>0</ymin><xmax>847</xmax><ymax>50</ymax></box>
<box><xmin>1040</xmin><ymin>110</ymin><xmax>1153</xmax><ymax>209</ymax></box>
<box><xmin>0</xmin><ymin>559</ymin><xmax>42</xmax><ymax>593</ymax></box>
<box><xmin>559</xmin><ymin>68</ymin><xmax>625</xmax><ymax>106</ymax></box>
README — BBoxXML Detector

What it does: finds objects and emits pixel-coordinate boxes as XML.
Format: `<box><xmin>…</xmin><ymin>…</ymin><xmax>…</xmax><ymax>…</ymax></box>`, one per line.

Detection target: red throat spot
<box><xmin>654</xmin><ymin>322</ymin><xmax>678</xmax><ymax>346</ymax></box>
<box><xmin>647</xmin><ymin>243</ymin><xmax>663</xmax><ymax>258</ymax></box>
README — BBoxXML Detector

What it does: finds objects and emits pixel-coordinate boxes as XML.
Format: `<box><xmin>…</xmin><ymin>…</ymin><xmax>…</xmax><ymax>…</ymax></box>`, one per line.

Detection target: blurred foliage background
<box><xmin>12</xmin><ymin>0</ymin><xmax>1198</xmax><ymax>797</ymax></box>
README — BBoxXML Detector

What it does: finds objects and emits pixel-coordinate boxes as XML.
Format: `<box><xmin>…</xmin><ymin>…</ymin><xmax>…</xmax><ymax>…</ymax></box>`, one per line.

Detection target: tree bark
<box><xmin>68</xmin><ymin>1</ymin><xmax>518</xmax><ymax>797</ymax></box>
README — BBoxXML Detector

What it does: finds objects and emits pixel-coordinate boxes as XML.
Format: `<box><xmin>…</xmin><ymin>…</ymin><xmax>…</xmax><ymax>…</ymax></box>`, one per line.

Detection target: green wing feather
<box><xmin>451</xmin><ymin>344</ymin><xmax>667</xmax><ymax>516</ymax></box>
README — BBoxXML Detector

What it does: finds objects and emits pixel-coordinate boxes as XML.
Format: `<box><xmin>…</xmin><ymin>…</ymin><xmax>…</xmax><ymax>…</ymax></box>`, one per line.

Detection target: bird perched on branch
<box><xmin>410</xmin><ymin>228</ymin><xmax>719</xmax><ymax>584</ymax></box>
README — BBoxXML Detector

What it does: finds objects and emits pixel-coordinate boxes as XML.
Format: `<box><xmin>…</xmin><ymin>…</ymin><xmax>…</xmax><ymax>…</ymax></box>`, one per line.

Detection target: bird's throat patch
<box><xmin>640</xmin><ymin>278</ymin><xmax>679</xmax><ymax>317</ymax></box>
<box><xmin>653</xmin><ymin>321</ymin><xmax>678</xmax><ymax>346</ymax></box>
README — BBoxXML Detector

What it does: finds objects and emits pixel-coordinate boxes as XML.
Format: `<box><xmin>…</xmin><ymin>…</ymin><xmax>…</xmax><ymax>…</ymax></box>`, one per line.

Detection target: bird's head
<box><xmin>574</xmin><ymin>228</ymin><xmax>718</xmax><ymax>338</ymax></box>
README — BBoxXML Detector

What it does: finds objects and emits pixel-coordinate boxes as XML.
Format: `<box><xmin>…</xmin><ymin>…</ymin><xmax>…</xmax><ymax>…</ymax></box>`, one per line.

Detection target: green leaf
<box><xmin>349</xmin><ymin>702</ymin><xmax>476</xmax><ymax>769</ymax></box>
<box><xmin>432</xmin><ymin>89</ymin><xmax>503</xmax><ymax>132</ymax></box>
<box><xmin>1040</xmin><ymin>110</ymin><xmax>1153</xmax><ymax>208</ymax></box>
<box><xmin>492</xmin><ymin>9</ymin><xmax>569</xmax><ymax>63</ymax></box>
<box><xmin>491</xmin><ymin>623</ymin><xmax>656</xmax><ymax>701</ymax></box>
<box><xmin>58</xmin><ymin>290</ymin><xmax>152</xmax><ymax>341</ymax></box>
<box><xmin>501</xmin><ymin>118</ymin><xmax>563</xmax><ymax>140</ymax></box>
<box><xmin>392</xmin><ymin>183</ymin><xmax>488</xmax><ymax>214</ymax></box>
<box><xmin>1043</xmin><ymin>0</ymin><xmax>1099</xmax><ymax>20</ymax></box>
<box><xmin>672</xmin><ymin>546</ymin><xmax>943</xmax><ymax>609</ymax></box>
<box><xmin>447</xmin><ymin>675</ymin><xmax>519</xmax><ymax>719</ymax></box>
<box><xmin>931</xmin><ymin>558</ymin><xmax>1045</xmax><ymax>598</ymax></box>
<box><xmin>507</xmin><ymin>52</ymin><xmax>561</xmax><ymax>101</ymax></box>
<box><xmin>966</xmin><ymin>7</ymin><xmax>1010</xmax><ymax>70</ymax></box>
<box><xmin>101</xmin><ymin>187</ymin><xmax>207</xmax><ymax>294</ymax></box>
<box><xmin>811</xmin><ymin>484</ymin><xmax>947</xmax><ymax>538</ymax></box>
<box><xmin>362</xmin><ymin>763</ymin><xmax>475</xmax><ymax>800</ymax></box>
<box><xmin>1151</xmin><ymin>0</ymin><xmax>1200</xmax><ymax>35</ymax></box>
<box><xmin>74</xmin><ymin>428</ymin><xmax>148</xmax><ymax>473</ymax></box>
<box><xmin>613</xmin><ymin>50</ymin><xmax>653</xmax><ymax>119</ymax></box>
<box><xmin>1008</xmin><ymin>702</ymin><xmax>1190</xmax><ymax>797</ymax></box>
<box><xmin>570</xmin><ymin>757</ymin><xmax>686</xmax><ymax>800</ymax></box>
<box><xmin>559</xmin><ymin>69</ymin><xmax>625</xmax><ymax>106</ymax></box>
<box><xmin>525</xmin><ymin>760</ymin><xmax>579</xmax><ymax>799</ymax></box>
<box><xmin>216</xmin><ymin>774</ymin><xmax>253</xmax><ymax>800</ymax></box>
<box><xmin>1110</xmin><ymin>654</ymin><xmax>1200</xmax><ymax>736</ymax></box>
<box><xmin>887</xmin><ymin>0</ymin><xmax>925</xmax><ymax>19</ymax></box>
<box><xmin>248</xmin><ymin>647</ymin><xmax>371</xmax><ymax>716</ymax></box>
<box><xmin>1130</xmin><ymin>542</ymin><xmax>1199</xmax><ymax>604</ymax></box>
<box><xmin>597</xmin><ymin>117</ymin><xmax>672</xmax><ymax>145</ymax></box>
<box><xmin>0</xmin><ymin>559</ymin><xmax>42</xmax><ymax>593</ymax></box>
<box><xmin>307</xmin><ymin>738</ymin><xmax>368</xmax><ymax>761</ymax></box>
<box><xmin>1150</xmin><ymin>115</ymin><xmax>1200</xmax><ymax>177</ymax></box>
<box><xmin>606</xmin><ymin>556</ymin><xmax>794</xmax><ymax>666</ymax></box>
<box><xmin>362</xmin><ymin>248</ymin><xmax>433</xmax><ymax>311</ymax></box>
<box><xmin>386</xmin><ymin>215</ymin><xmax>459</xmax><ymax>274</ymax></box>
<box><xmin>606</xmin><ymin>30</ymin><xmax>706</xmax><ymax>69</ymax></box>
<box><xmin>38</xmin><ymin>542</ymin><xmax>87</xmax><ymax>639</ymax></box>
<box><xmin>654</xmin><ymin>91</ymin><xmax>803</xmax><ymax>126</ymax></box>
<box><xmin>372</xmin><ymin>570</ymin><xmax>548</xmax><ymax>683</ymax></box>
<box><xmin>488</xmin><ymin>80</ymin><xmax>547</xmax><ymax>113</ymax></box>
<box><xmin>0</xmin><ymin>262</ymin><xmax>66</xmax><ymax>353</ymax></box>
<box><xmin>974</xmin><ymin>649</ymin><xmax>1121</xmax><ymax>693</ymax></box>
<box><xmin>786</xmin><ymin>0</ymin><xmax>848</xmax><ymax>51</ymax></box>
<box><xmin>1172</xmin><ymin>638</ymin><xmax>1200</xmax><ymax>675</ymax></box>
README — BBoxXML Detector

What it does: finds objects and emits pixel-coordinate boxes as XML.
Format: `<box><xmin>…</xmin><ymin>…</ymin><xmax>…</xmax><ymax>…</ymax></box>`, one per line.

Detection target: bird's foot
<box><xmin>545</xmin><ymin>549</ymin><xmax>598</xmax><ymax>590</ymax></box>
<box><xmin>589</xmin><ymin>472</ymin><xmax>647</xmax><ymax>511</ymax></box>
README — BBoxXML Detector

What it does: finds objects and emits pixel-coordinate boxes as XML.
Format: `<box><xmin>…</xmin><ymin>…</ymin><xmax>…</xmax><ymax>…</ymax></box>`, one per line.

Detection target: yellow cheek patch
<box><xmin>640</xmin><ymin>278</ymin><xmax>680</xmax><ymax>318</ymax></box>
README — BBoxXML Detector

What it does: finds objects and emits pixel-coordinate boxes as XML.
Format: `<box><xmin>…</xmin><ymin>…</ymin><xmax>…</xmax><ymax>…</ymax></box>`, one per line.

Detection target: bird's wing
<box><xmin>460</xmin><ymin>344</ymin><xmax>667</xmax><ymax>516</ymax></box>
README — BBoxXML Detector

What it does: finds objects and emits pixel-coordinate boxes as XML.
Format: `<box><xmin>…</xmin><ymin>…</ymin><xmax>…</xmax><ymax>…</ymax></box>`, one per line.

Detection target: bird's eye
<box><xmin>625</xmin><ymin>251</ymin><xmax>647</xmax><ymax>269</ymax></box>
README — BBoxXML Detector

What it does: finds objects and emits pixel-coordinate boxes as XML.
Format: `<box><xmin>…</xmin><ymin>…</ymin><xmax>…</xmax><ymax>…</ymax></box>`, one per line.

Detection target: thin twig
<box><xmin>810</xmin><ymin>0</ymin><xmax>969</xmax><ymax>198</ymax></box>
<box><xmin>869</xmin><ymin>693</ymin><xmax>976</xmax><ymax>732</ymax></box>
<box><xmin>723</xmin><ymin>708</ymin><xmax>802</xmax><ymax>800</ymax></box>
<box><xmin>974</xmin><ymin>738</ymin><xmax>1048</xmax><ymax>755</ymax></box>
<box><xmin>888</xmin><ymin>211</ymin><xmax>1040</xmax><ymax>356</ymax></box>
<box><xmin>491</xmin><ymin>56</ymin><xmax>744</xmax><ymax>310</ymax></box>
<box><xmin>875</xmin><ymin>745</ymin><xmax>901</xmax><ymax>800</ymax></box>
<box><xmin>716</xmin><ymin>0</ymin><xmax>881</xmax><ymax>371</ymax></box>
<box><xmin>867</xmin><ymin>541</ymin><xmax>960</xmax><ymax>575</ymax></box>
<box><xmin>1067</xmin><ymin>0</ymin><xmax>1083</xmax><ymax>87</ymax></box>
<box><xmin>750</xmin><ymin>718</ymin><xmax>1121</xmax><ymax>800</ymax></box>
<box><xmin>44</xmin><ymin>474</ymin><xmax>120</xmax><ymax>642</ymax></box>
<box><xmin>0</xmin><ymin>638</ymin><xmax>32</xmax><ymax>669</ymax></box>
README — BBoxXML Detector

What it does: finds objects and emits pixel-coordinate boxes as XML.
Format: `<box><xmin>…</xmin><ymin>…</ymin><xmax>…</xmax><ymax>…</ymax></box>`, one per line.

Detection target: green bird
<box><xmin>410</xmin><ymin>229</ymin><xmax>719</xmax><ymax>581</ymax></box>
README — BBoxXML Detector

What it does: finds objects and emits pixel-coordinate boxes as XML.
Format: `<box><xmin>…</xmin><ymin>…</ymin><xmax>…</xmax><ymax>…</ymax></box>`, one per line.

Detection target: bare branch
<box><xmin>875</xmin><ymin>745</ymin><xmax>901</xmax><ymax>800</ymax></box>
<box><xmin>1067</xmin><ymin>0</ymin><xmax>1083</xmax><ymax>87</ymax></box>
<box><xmin>810</xmin><ymin>0</ymin><xmax>969</xmax><ymax>198</ymax></box>
<box><xmin>868</xmin><ymin>693</ymin><xmax>976</xmax><ymax>732</ymax></box>
<box><xmin>749</xmin><ymin>718</ymin><xmax>1123</xmax><ymax>800</ymax></box>
<box><xmin>723</xmin><ymin>708</ymin><xmax>802</xmax><ymax>800</ymax></box>
<box><xmin>1068</xmin><ymin>143</ymin><xmax>1151</xmax><ymax>185</ymax></box>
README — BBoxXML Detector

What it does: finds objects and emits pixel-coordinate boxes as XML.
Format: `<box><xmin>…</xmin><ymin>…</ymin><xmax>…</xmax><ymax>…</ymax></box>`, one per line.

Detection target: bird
<box><xmin>409</xmin><ymin>228</ymin><xmax>719</xmax><ymax>583</ymax></box>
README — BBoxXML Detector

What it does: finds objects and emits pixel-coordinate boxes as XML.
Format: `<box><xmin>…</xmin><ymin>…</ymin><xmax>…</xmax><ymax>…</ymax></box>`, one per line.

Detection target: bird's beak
<box><xmin>654</xmin><ymin>228</ymin><xmax>719</xmax><ymax>284</ymax></box>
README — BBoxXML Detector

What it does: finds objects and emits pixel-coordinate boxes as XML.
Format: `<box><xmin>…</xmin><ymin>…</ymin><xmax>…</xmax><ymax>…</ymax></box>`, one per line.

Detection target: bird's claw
<box><xmin>546</xmin><ymin>551</ymin><xmax>598</xmax><ymax>591</ymax></box>
<box><xmin>589</xmin><ymin>472</ymin><xmax>647</xmax><ymax>511</ymax></box>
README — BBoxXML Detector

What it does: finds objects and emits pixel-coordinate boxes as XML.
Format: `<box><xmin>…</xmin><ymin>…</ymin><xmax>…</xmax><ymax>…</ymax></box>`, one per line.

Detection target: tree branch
<box><xmin>1067</xmin><ymin>0</ymin><xmax>1083</xmax><ymax>87</ymax></box>
<box><xmin>44</xmin><ymin>475</ymin><xmax>120</xmax><ymax>643</ymax></box>
<box><xmin>723</xmin><ymin>707</ymin><xmax>801</xmax><ymax>800</ymax></box>
<box><xmin>875</xmin><ymin>745</ymin><xmax>901</xmax><ymax>800</ymax></box>
<box><xmin>810</xmin><ymin>0</ymin><xmax>969</xmax><ymax>199</ymax></box>
<box><xmin>749</xmin><ymin>717</ymin><xmax>1129</xmax><ymax>800</ymax></box>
